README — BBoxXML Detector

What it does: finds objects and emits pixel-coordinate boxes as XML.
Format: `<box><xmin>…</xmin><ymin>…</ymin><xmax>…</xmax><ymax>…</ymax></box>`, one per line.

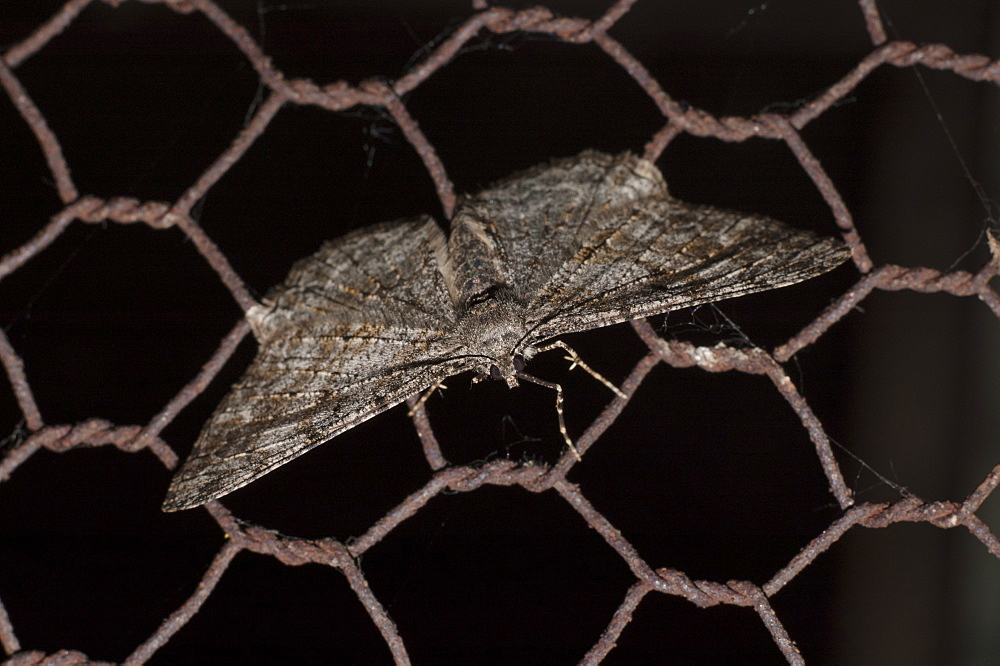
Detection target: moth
<box><xmin>162</xmin><ymin>151</ymin><xmax>849</xmax><ymax>511</ymax></box>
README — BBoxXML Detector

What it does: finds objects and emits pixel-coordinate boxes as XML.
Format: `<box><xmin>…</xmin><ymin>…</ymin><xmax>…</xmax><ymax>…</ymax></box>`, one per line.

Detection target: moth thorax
<box><xmin>454</xmin><ymin>297</ymin><xmax>526</xmax><ymax>379</ymax></box>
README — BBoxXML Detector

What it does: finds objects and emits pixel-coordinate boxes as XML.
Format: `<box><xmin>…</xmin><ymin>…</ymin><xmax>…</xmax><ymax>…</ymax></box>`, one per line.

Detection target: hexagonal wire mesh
<box><xmin>0</xmin><ymin>0</ymin><xmax>998</xmax><ymax>663</ymax></box>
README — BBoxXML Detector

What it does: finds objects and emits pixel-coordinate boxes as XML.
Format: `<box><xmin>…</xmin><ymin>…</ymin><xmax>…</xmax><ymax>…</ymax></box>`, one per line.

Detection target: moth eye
<box><xmin>489</xmin><ymin>364</ymin><xmax>503</xmax><ymax>381</ymax></box>
<box><xmin>513</xmin><ymin>355</ymin><xmax>526</xmax><ymax>372</ymax></box>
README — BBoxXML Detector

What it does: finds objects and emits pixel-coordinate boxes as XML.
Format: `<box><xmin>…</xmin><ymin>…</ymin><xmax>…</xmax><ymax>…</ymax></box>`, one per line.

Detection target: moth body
<box><xmin>162</xmin><ymin>150</ymin><xmax>849</xmax><ymax>511</ymax></box>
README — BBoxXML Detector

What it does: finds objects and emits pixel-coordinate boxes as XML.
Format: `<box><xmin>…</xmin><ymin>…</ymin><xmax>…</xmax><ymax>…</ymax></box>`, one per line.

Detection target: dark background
<box><xmin>0</xmin><ymin>1</ymin><xmax>998</xmax><ymax>663</ymax></box>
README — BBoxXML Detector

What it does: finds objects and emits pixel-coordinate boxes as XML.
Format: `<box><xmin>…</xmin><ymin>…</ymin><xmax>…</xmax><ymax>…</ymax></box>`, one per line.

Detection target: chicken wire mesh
<box><xmin>0</xmin><ymin>0</ymin><xmax>998</xmax><ymax>663</ymax></box>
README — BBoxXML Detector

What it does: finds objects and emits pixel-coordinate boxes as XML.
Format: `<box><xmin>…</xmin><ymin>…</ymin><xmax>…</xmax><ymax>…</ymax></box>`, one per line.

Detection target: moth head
<box><xmin>486</xmin><ymin>353</ymin><xmax>528</xmax><ymax>388</ymax></box>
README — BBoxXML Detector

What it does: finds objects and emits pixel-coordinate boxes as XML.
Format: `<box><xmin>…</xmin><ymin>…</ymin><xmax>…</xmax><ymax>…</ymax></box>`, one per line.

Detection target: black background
<box><xmin>1</xmin><ymin>1</ymin><xmax>998</xmax><ymax>663</ymax></box>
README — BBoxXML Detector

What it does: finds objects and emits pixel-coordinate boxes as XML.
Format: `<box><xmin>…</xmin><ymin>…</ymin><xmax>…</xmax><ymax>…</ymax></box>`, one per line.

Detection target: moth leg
<box><xmin>536</xmin><ymin>340</ymin><xmax>627</xmax><ymax>400</ymax></box>
<box><xmin>516</xmin><ymin>371</ymin><xmax>581</xmax><ymax>461</ymax></box>
<box><xmin>407</xmin><ymin>380</ymin><xmax>448</xmax><ymax>416</ymax></box>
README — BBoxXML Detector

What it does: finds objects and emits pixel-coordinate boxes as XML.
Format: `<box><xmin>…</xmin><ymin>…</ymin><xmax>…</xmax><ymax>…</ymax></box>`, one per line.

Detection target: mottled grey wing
<box><xmin>449</xmin><ymin>150</ymin><xmax>848</xmax><ymax>341</ymax></box>
<box><xmin>445</xmin><ymin>151</ymin><xmax>666</xmax><ymax>306</ymax></box>
<box><xmin>163</xmin><ymin>218</ymin><xmax>466</xmax><ymax>511</ymax></box>
<box><xmin>524</xmin><ymin>196</ymin><xmax>850</xmax><ymax>341</ymax></box>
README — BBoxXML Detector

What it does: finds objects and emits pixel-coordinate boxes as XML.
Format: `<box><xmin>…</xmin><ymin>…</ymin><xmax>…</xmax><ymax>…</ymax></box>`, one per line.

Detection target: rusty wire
<box><xmin>0</xmin><ymin>0</ymin><xmax>998</xmax><ymax>663</ymax></box>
